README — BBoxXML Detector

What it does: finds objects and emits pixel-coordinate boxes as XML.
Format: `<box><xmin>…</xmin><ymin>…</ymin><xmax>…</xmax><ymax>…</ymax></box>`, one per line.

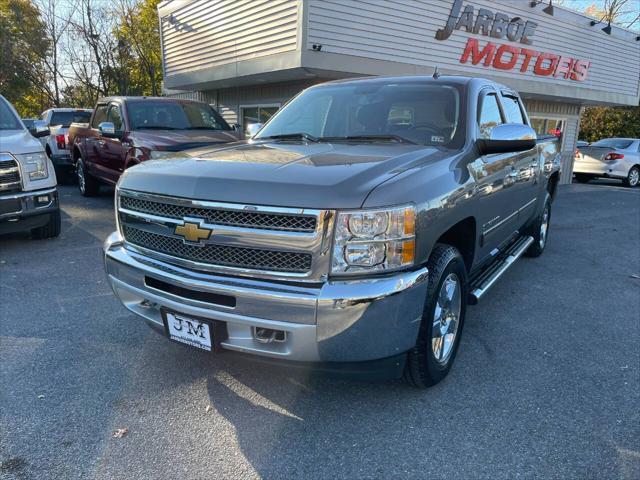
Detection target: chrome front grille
<box><xmin>123</xmin><ymin>226</ymin><xmax>313</xmax><ymax>273</ymax></box>
<box><xmin>120</xmin><ymin>195</ymin><xmax>317</xmax><ymax>232</ymax></box>
<box><xmin>0</xmin><ymin>157</ymin><xmax>22</xmax><ymax>193</ymax></box>
<box><xmin>117</xmin><ymin>189</ymin><xmax>333</xmax><ymax>280</ymax></box>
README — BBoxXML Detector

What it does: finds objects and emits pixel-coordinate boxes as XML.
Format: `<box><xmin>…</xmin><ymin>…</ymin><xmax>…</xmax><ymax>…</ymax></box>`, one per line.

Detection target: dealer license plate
<box><xmin>164</xmin><ymin>311</ymin><xmax>212</xmax><ymax>352</ymax></box>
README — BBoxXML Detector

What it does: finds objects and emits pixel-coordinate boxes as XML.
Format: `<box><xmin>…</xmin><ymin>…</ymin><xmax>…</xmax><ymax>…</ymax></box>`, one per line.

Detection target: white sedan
<box><xmin>574</xmin><ymin>138</ymin><xmax>640</xmax><ymax>187</ymax></box>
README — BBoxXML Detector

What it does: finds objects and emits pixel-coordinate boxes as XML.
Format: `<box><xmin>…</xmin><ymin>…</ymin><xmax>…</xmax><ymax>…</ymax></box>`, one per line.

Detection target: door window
<box><xmin>107</xmin><ymin>104</ymin><xmax>124</xmax><ymax>132</ymax></box>
<box><xmin>241</xmin><ymin>105</ymin><xmax>279</xmax><ymax>134</ymax></box>
<box><xmin>92</xmin><ymin>105</ymin><xmax>108</xmax><ymax>128</ymax></box>
<box><xmin>501</xmin><ymin>94</ymin><xmax>526</xmax><ymax>124</ymax></box>
<box><xmin>478</xmin><ymin>93</ymin><xmax>503</xmax><ymax>139</ymax></box>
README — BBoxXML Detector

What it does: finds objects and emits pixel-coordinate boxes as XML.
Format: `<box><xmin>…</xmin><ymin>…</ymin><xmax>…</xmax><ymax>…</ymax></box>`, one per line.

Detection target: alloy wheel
<box><xmin>77</xmin><ymin>162</ymin><xmax>85</xmax><ymax>194</ymax></box>
<box><xmin>431</xmin><ymin>273</ymin><xmax>462</xmax><ymax>364</ymax></box>
<box><xmin>539</xmin><ymin>205</ymin><xmax>550</xmax><ymax>249</ymax></box>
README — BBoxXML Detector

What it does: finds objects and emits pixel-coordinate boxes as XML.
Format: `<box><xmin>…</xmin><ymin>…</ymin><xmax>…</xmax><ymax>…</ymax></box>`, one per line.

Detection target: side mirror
<box><xmin>98</xmin><ymin>121</ymin><xmax>116</xmax><ymax>137</ymax></box>
<box><xmin>31</xmin><ymin>120</ymin><xmax>50</xmax><ymax>138</ymax></box>
<box><xmin>246</xmin><ymin>123</ymin><xmax>263</xmax><ymax>138</ymax></box>
<box><xmin>477</xmin><ymin>124</ymin><xmax>536</xmax><ymax>155</ymax></box>
<box><xmin>231</xmin><ymin>123</ymin><xmax>241</xmax><ymax>132</ymax></box>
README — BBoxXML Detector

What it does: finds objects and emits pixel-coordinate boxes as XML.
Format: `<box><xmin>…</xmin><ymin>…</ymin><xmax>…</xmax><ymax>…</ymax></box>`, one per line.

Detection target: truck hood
<box><xmin>0</xmin><ymin>129</ymin><xmax>45</xmax><ymax>155</ymax></box>
<box><xmin>119</xmin><ymin>141</ymin><xmax>450</xmax><ymax>209</ymax></box>
<box><xmin>130</xmin><ymin>129</ymin><xmax>241</xmax><ymax>150</ymax></box>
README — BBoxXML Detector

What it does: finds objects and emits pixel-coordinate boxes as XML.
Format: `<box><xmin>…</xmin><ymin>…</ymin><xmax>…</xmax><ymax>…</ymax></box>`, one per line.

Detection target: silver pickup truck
<box><xmin>39</xmin><ymin>108</ymin><xmax>92</xmax><ymax>181</ymax></box>
<box><xmin>0</xmin><ymin>95</ymin><xmax>60</xmax><ymax>238</ymax></box>
<box><xmin>104</xmin><ymin>76</ymin><xmax>560</xmax><ymax>387</ymax></box>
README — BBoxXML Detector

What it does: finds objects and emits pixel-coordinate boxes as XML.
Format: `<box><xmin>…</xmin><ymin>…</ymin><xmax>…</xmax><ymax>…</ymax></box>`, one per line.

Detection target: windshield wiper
<box><xmin>137</xmin><ymin>126</ymin><xmax>181</xmax><ymax>130</ymax></box>
<box><xmin>187</xmin><ymin>126</ymin><xmax>222</xmax><ymax>130</ymax></box>
<box><xmin>320</xmin><ymin>134</ymin><xmax>416</xmax><ymax>144</ymax></box>
<box><xmin>258</xmin><ymin>132</ymin><xmax>319</xmax><ymax>142</ymax></box>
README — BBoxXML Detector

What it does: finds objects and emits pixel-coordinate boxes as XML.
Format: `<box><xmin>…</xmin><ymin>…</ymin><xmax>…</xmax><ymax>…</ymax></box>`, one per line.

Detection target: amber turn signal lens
<box><xmin>401</xmin><ymin>239</ymin><xmax>415</xmax><ymax>265</ymax></box>
<box><xmin>404</xmin><ymin>208</ymin><xmax>416</xmax><ymax>236</ymax></box>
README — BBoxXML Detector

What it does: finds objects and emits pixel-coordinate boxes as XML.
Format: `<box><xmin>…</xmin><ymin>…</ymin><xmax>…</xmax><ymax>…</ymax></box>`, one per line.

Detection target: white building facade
<box><xmin>158</xmin><ymin>0</ymin><xmax>640</xmax><ymax>183</ymax></box>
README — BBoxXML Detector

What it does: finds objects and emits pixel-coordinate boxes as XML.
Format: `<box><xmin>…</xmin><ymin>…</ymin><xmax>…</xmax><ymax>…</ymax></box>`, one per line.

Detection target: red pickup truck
<box><xmin>68</xmin><ymin>97</ymin><xmax>242</xmax><ymax>196</ymax></box>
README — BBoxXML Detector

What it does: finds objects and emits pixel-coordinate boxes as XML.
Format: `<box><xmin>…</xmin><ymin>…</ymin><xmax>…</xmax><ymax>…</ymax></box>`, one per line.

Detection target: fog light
<box><xmin>37</xmin><ymin>195</ymin><xmax>49</xmax><ymax>203</ymax></box>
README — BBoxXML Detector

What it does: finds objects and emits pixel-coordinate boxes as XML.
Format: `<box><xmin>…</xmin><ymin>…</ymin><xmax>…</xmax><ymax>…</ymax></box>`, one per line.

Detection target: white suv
<box><xmin>0</xmin><ymin>95</ymin><xmax>61</xmax><ymax>238</ymax></box>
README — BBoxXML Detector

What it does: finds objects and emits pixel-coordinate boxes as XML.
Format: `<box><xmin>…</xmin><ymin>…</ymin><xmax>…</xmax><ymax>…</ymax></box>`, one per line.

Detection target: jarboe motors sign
<box><xmin>436</xmin><ymin>0</ymin><xmax>590</xmax><ymax>82</ymax></box>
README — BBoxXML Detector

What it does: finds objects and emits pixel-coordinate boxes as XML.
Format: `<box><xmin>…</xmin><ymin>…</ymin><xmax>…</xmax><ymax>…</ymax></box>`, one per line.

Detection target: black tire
<box><xmin>524</xmin><ymin>195</ymin><xmax>551</xmax><ymax>258</ymax></box>
<box><xmin>31</xmin><ymin>209</ymin><xmax>61</xmax><ymax>239</ymax></box>
<box><xmin>404</xmin><ymin>244</ymin><xmax>468</xmax><ymax>388</ymax></box>
<box><xmin>574</xmin><ymin>173</ymin><xmax>592</xmax><ymax>183</ymax></box>
<box><xmin>623</xmin><ymin>166</ymin><xmax>640</xmax><ymax>188</ymax></box>
<box><xmin>77</xmin><ymin>158</ymin><xmax>100</xmax><ymax>196</ymax></box>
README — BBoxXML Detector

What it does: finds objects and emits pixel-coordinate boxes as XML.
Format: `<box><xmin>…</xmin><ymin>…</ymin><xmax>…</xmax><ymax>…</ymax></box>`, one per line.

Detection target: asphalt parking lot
<box><xmin>1</xmin><ymin>181</ymin><xmax>639</xmax><ymax>479</ymax></box>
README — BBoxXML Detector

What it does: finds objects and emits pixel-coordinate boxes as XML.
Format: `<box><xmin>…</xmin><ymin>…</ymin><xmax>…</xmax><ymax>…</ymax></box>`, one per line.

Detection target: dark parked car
<box><xmin>68</xmin><ymin>97</ymin><xmax>243</xmax><ymax>196</ymax></box>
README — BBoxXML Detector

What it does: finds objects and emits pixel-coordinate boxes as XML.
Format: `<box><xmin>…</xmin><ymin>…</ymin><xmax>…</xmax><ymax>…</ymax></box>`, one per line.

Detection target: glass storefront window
<box><xmin>241</xmin><ymin>105</ymin><xmax>279</xmax><ymax>134</ymax></box>
<box><xmin>530</xmin><ymin>117</ymin><xmax>566</xmax><ymax>141</ymax></box>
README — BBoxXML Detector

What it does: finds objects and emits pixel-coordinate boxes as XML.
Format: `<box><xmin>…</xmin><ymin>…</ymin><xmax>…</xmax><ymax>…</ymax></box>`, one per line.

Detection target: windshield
<box><xmin>256</xmin><ymin>82</ymin><xmax>464</xmax><ymax>147</ymax></box>
<box><xmin>590</xmin><ymin>138</ymin><xmax>633</xmax><ymax>149</ymax></box>
<box><xmin>50</xmin><ymin>111</ymin><xmax>92</xmax><ymax>127</ymax></box>
<box><xmin>128</xmin><ymin>101</ymin><xmax>231</xmax><ymax>131</ymax></box>
<box><xmin>0</xmin><ymin>98</ymin><xmax>23</xmax><ymax>131</ymax></box>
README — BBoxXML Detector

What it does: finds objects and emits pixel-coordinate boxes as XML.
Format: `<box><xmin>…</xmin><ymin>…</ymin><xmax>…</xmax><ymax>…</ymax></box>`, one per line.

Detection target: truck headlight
<box><xmin>332</xmin><ymin>205</ymin><xmax>416</xmax><ymax>274</ymax></box>
<box><xmin>16</xmin><ymin>152</ymin><xmax>49</xmax><ymax>180</ymax></box>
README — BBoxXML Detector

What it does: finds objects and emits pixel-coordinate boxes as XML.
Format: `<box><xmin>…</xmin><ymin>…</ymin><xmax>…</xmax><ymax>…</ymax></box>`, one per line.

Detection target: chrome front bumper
<box><xmin>103</xmin><ymin>231</ymin><xmax>429</xmax><ymax>363</ymax></box>
<box><xmin>0</xmin><ymin>187</ymin><xmax>58</xmax><ymax>218</ymax></box>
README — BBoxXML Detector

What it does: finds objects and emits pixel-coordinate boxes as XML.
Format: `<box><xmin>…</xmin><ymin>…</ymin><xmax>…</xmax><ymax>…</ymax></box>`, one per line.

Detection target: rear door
<box><xmin>469</xmin><ymin>88</ymin><xmax>521</xmax><ymax>259</ymax></box>
<box><xmin>499</xmin><ymin>91</ymin><xmax>540</xmax><ymax>227</ymax></box>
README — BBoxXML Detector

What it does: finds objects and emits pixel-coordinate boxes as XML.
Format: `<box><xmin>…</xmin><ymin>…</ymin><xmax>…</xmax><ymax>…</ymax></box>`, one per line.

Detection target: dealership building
<box><xmin>158</xmin><ymin>0</ymin><xmax>640</xmax><ymax>183</ymax></box>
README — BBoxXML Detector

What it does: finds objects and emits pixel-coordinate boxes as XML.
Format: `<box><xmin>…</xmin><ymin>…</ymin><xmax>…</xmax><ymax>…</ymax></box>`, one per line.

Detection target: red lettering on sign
<box><xmin>554</xmin><ymin>56</ymin><xmax>574</xmax><ymax>79</ymax></box>
<box><xmin>519</xmin><ymin>48</ymin><xmax>539</xmax><ymax>72</ymax></box>
<box><xmin>460</xmin><ymin>38</ymin><xmax>495</xmax><ymax>66</ymax></box>
<box><xmin>571</xmin><ymin>60</ymin><xmax>591</xmax><ymax>82</ymax></box>
<box><xmin>533</xmin><ymin>53</ymin><xmax>559</xmax><ymax>76</ymax></box>
<box><xmin>458</xmin><ymin>38</ymin><xmax>589</xmax><ymax>82</ymax></box>
<box><xmin>493</xmin><ymin>44</ymin><xmax>519</xmax><ymax>70</ymax></box>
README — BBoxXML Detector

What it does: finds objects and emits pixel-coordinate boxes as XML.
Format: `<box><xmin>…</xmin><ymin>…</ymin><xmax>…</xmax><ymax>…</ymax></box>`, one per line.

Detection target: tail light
<box><xmin>604</xmin><ymin>152</ymin><xmax>624</xmax><ymax>162</ymax></box>
<box><xmin>574</xmin><ymin>148</ymin><xmax>580</xmax><ymax>158</ymax></box>
<box><xmin>55</xmin><ymin>134</ymin><xmax>65</xmax><ymax>149</ymax></box>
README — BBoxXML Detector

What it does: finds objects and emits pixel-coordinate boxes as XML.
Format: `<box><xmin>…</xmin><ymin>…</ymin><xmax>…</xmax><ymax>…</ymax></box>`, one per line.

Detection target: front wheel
<box><xmin>623</xmin><ymin>166</ymin><xmax>639</xmax><ymax>188</ymax></box>
<box><xmin>31</xmin><ymin>210</ymin><xmax>61</xmax><ymax>239</ymax></box>
<box><xmin>404</xmin><ymin>244</ymin><xmax>468</xmax><ymax>388</ymax></box>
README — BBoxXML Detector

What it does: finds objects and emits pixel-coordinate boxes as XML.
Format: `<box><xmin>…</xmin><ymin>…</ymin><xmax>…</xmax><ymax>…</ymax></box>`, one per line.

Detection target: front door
<box><xmin>472</xmin><ymin>89</ymin><xmax>521</xmax><ymax>261</ymax></box>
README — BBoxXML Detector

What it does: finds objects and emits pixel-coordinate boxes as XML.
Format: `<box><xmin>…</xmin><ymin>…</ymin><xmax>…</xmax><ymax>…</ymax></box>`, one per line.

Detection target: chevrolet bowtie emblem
<box><xmin>174</xmin><ymin>221</ymin><xmax>212</xmax><ymax>244</ymax></box>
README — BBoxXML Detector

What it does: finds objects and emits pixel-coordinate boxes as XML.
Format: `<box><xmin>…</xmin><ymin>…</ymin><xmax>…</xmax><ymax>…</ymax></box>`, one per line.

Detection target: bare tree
<box><xmin>584</xmin><ymin>0</ymin><xmax>640</xmax><ymax>29</ymax></box>
<box><xmin>64</xmin><ymin>0</ymin><xmax>122</xmax><ymax>97</ymax></box>
<box><xmin>35</xmin><ymin>0</ymin><xmax>76</xmax><ymax>106</ymax></box>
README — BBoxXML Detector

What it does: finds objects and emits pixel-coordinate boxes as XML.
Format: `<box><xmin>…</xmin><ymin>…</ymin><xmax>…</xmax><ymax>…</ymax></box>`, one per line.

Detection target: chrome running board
<box><xmin>468</xmin><ymin>235</ymin><xmax>534</xmax><ymax>304</ymax></box>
